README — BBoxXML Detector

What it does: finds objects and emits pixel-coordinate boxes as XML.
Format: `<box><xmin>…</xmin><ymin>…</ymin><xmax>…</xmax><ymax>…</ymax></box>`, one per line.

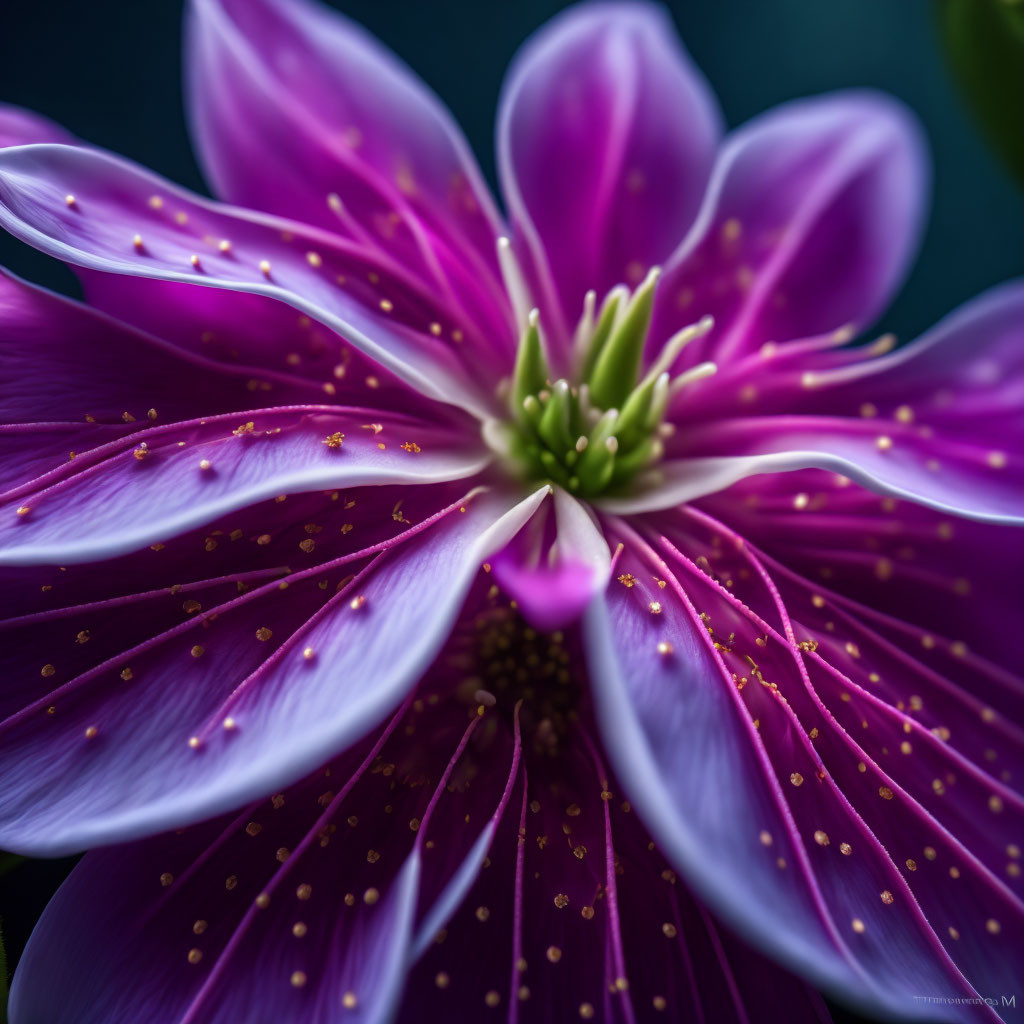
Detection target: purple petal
<box><xmin>490</xmin><ymin>487</ymin><xmax>611</xmax><ymax>630</ymax></box>
<box><xmin>9</xmin><ymin>686</ymin><xmax>522</xmax><ymax>1024</ymax></box>
<box><xmin>0</xmin><ymin>105</ymin><xmax>76</xmax><ymax>148</ymax></box>
<box><xmin>497</xmin><ymin>1</ymin><xmax>721</xmax><ymax>360</ymax></box>
<box><xmin>186</xmin><ymin>0</ymin><xmax>512</xmax><ymax>355</ymax></box>
<box><xmin>650</xmin><ymin>91</ymin><xmax>927</xmax><ymax>368</ymax></box>
<box><xmin>0</xmin><ymin>407</ymin><xmax>489</xmax><ymax>565</ymax></box>
<box><xmin>0</xmin><ymin>144</ymin><xmax>502</xmax><ymax>414</ymax></box>
<box><xmin>583</xmin><ymin>520</ymin><xmax>1002</xmax><ymax>1021</ymax></box>
<box><xmin>0</xmin><ymin>487</ymin><xmax>544</xmax><ymax>853</ymax></box>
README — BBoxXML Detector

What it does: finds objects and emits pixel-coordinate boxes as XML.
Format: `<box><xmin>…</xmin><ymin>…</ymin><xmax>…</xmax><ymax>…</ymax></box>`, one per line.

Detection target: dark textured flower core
<box><xmin>487</xmin><ymin>268</ymin><xmax>715</xmax><ymax>498</ymax></box>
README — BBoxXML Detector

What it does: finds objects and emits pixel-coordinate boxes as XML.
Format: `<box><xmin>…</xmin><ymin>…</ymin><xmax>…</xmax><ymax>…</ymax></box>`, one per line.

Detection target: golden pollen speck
<box><xmin>435</xmin><ymin>972</ymin><xmax>450</xmax><ymax>989</ymax></box>
<box><xmin>84</xmin><ymin>726</ymin><xmax>98</xmax><ymax>740</ymax></box>
<box><xmin>789</xmin><ymin>772</ymin><xmax>804</xmax><ymax>787</ymax></box>
<box><xmin>379</xmin><ymin>299</ymin><xmax>394</xmax><ymax>312</ymax></box>
<box><xmin>554</xmin><ymin>893</ymin><xmax>569</xmax><ymax>909</ymax></box>
<box><xmin>546</xmin><ymin>946</ymin><xmax>562</xmax><ymax>963</ymax></box>
<box><xmin>653</xmin><ymin>996</ymin><xmax>667</xmax><ymax>1011</ymax></box>
<box><xmin>880</xmin><ymin>890</ymin><xmax>894</xmax><ymax>904</ymax></box>
<box><xmin>986</xmin><ymin>918</ymin><xmax>1001</xmax><ymax>935</ymax></box>
<box><xmin>256</xmin><ymin>627</ymin><xmax>273</xmax><ymax>641</ymax></box>
<box><xmin>363</xmin><ymin>887</ymin><xmax>380</xmax><ymax>905</ymax></box>
<box><xmin>879</xmin><ymin>786</ymin><xmax>894</xmax><ymax>800</ymax></box>
<box><xmin>159</xmin><ymin>872</ymin><xmax>174</xmax><ymax>887</ymax></box>
<box><xmin>41</xmin><ymin>663</ymin><xmax>55</xmax><ymax>677</ymax></box>
<box><xmin>649</xmin><ymin>601</ymin><xmax>662</xmax><ymax>614</ymax></box>
<box><xmin>148</xmin><ymin>195</ymin><xmax>163</xmax><ymax>209</ymax></box>
<box><xmin>349</xmin><ymin>595</ymin><xmax>367</xmax><ymax>611</ymax></box>
<box><xmin>199</xmin><ymin>459</ymin><xmax>212</xmax><ymax>471</ymax></box>
<box><xmin>813</xmin><ymin>830</ymin><xmax>830</xmax><ymax>846</ymax></box>
<box><xmin>190</xmin><ymin>254</ymin><xmax>201</xmax><ymax>269</ymax></box>
<box><xmin>906</xmin><ymin>858</ymin><xmax>917</xmax><ymax>871</ymax></box>
<box><xmin>342</xmin><ymin>992</ymin><xmax>358</xmax><ymax>1009</ymax></box>
<box><xmin>187</xmin><ymin>948</ymin><xmax>203</xmax><ymax>964</ymax></box>
<box><xmin>581</xmin><ymin>905</ymin><xmax>595</xmax><ymax>920</ymax></box>
<box><xmin>17</xmin><ymin>506</ymin><xmax>31</xmax><ymax>517</ymax></box>
<box><xmin>222</xmin><ymin>717</ymin><xmax>237</xmax><ymax>731</ymax></box>
<box><xmin>987</xmin><ymin>451</ymin><xmax>1007</xmax><ymax>469</ymax></box>
<box><xmin>188</xmin><ymin>736</ymin><xmax>201</xmax><ymax>749</ymax></box>
<box><xmin>851</xmin><ymin>918</ymin><xmax>866</xmax><ymax>934</ymax></box>
<box><xmin>255</xmin><ymin>892</ymin><xmax>270</xmax><ymax>908</ymax></box>
<box><xmin>656</xmin><ymin>641</ymin><xmax>673</xmax><ymax>656</ymax></box>
<box><xmin>306</xmin><ymin>251</ymin><xmax>322</xmax><ymax>268</ymax></box>
<box><xmin>579</xmin><ymin>1004</ymin><xmax>595</xmax><ymax>1019</ymax></box>
<box><xmin>290</xmin><ymin>971</ymin><xmax>307</xmax><ymax>988</ymax></box>
<box><xmin>292</xmin><ymin>922</ymin><xmax>307</xmax><ymax>937</ymax></box>
<box><xmin>259</xmin><ymin>260</ymin><xmax>271</xmax><ymax>276</ymax></box>
<box><xmin>191</xmin><ymin>645</ymin><xmax>205</xmax><ymax>658</ymax></box>
<box><xmin>303</xmin><ymin>647</ymin><xmax>315</xmax><ymax>660</ymax></box>
<box><xmin>484</xmin><ymin>991</ymin><xmax>500</xmax><ymax>1008</ymax></box>
<box><xmin>662</xmin><ymin>922</ymin><xmax>677</xmax><ymax>938</ymax></box>
<box><xmin>296</xmin><ymin>883</ymin><xmax>312</xmax><ymax>900</ymax></box>
<box><xmin>840</xmin><ymin>843</ymin><xmax>852</xmax><ymax>856</ymax></box>
<box><xmin>759</xmin><ymin>830</ymin><xmax>772</xmax><ymax>846</ymax></box>
<box><xmin>133</xmin><ymin>233</ymin><xmax>144</xmax><ymax>251</ymax></box>
<box><xmin>876</xmin><ymin>435</ymin><xmax>893</xmax><ymax>451</ymax></box>
<box><xmin>219</xmin><ymin>239</ymin><xmax>231</xmax><ymax>253</ymax></box>
<box><xmin>193</xmin><ymin>919</ymin><xmax>207</xmax><ymax>934</ymax></box>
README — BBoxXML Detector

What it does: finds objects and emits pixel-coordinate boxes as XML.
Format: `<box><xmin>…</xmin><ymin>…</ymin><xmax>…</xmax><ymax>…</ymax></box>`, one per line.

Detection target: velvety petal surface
<box><xmin>9</xmin><ymin>688</ymin><xmax>521</xmax><ymax>1024</ymax></box>
<box><xmin>650</xmin><ymin>92</ymin><xmax>926</xmax><ymax>369</ymax></box>
<box><xmin>497</xmin><ymin>1</ymin><xmax>721</xmax><ymax>359</ymax></box>
<box><xmin>0</xmin><ymin>144</ymin><xmax>503</xmax><ymax>413</ymax></box>
<box><xmin>0</xmin><ymin>487</ymin><xmax>545</xmax><ymax>853</ymax></box>
<box><xmin>0</xmin><ymin>406</ymin><xmax>489</xmax><ymax>564</ymax></box>
<box><xmin>0</xmin><ymin>105</ymin><xmax>77</xmax><ymax>148</ymax></box>
<box><xmin>490</xmin><ymin>487</ymin><xmax>611</xmax><ymax>631</ymax></box>
<box><xmin>587</xmin><ymin>509</ymin><xmax>1023</xmax><ymax>1020</ymax></box>
<box><xmin>627</xmin><ymin>282</ymin><xmax>1024</xmax><ymax>524</ymax></box>
<box><xmin>187</xmin><ymin>0</ymin><xmax>510</xmax><ymax>342</ymax></box>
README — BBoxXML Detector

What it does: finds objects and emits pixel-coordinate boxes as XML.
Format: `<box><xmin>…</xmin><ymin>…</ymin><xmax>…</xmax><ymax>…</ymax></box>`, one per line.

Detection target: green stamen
<box><xmin>492</xmin><ymin>269</ymin><xmax>715</xmax><ymax>498</ymax></box>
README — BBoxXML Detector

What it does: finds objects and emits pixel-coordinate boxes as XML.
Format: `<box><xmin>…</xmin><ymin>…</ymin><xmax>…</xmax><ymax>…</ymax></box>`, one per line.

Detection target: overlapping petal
<box><xmin>0</xmin><ymin>104</ymin><xmax>76</xmax><ymax>148</ymax></box>
<box><xmin>498</xmin><ymin>1</ymin><xmax>721</xmax><ymax>359</ymax></box>
<box><xmin>585</xmin><ymin>507</ymin><xmax>1024</xmax><ymax>1019</ymax></box>
<box><xmin>0</xmin><ymin>144</ymin><xmax>502</xmax><ymax>413</ymax></box>
<box><xmin>0</xmin><ymin>487</ymin><xmax>545</xmax><ymax>853</ymax></box>
<box><xmin>649</xmin><ymin>91</ymin><xmax>927</xmax><ymax>369</ymax></box>
<box><xmin>0</xmin><ymin>406</ymin><xmax>488</xmax><ymax>564</ymax></box>
<box><xmin>9</xmin><ymin>689</ymin><xmax>521</xmax><ymax>1024</ymax></box>
<box><xmin>187</xmin><ymin>0</ymin><xmax>509</xmax><ymax>340</ymax></box>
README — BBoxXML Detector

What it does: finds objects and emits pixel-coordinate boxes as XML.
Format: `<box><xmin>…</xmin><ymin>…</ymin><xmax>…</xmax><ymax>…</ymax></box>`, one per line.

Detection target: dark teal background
<box><xmin>0</xmin><ymin>2</ymin><xmax>1020</xmax><ymax>1022</ymax></box>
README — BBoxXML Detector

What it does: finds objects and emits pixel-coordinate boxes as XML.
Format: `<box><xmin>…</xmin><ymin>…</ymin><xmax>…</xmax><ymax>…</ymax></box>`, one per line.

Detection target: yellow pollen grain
<box><xmin>876</xmin><ymin>435</ymin><xmax>893</xmax><ymax>451</ymax></box>
<box><xmin>342</xmin><ymin>992</ymin><xmax>358</xmax><ymax>1009</ymax></box>
<box><xmin>986</xmin><ymin>919</ymin><xmax>1001</xmax><ymax>935</ymax></box>
<box><xmin>193</xmin><ymin>919</ymin><xmax>207</xmax><ymax>934</ymax></box>
<box><xmin>259</xmin><ymin>260</ymin><xmax>272</xmax><ymax>277</ymax></box>
<box><xmin>379</xmin><ymin>299</ymin><xmax>394</xmax><ymax>312</ymax></box>
<box><xmin>851</xmin><ymin>918</ymin><xmax>866</xmax><ymax>934</ymax></box>
<box><xmin>292</xmin><ymin>922</ymin><xmax>307</xmax><ymax>937</ymax></box>
<box><xmin>987</xmin><ymin>451</ymin><xmax>1007</xmax><ymax>469</ymax></box>
<box><xmin>789</xmin><ymin>772</ymin><xmax>804</xmax><ymax>787</ymax></box>
<box><xmin>485</xmin><ymin>991</ymin><xmax>500</xmax><ymax>1008</ymax></box>
<box><xmin>199</xmin><ymin>459</ymin><xmax>212</xmax><ymax>471</ymax></box>
<box><xmin>554</xmin><ymin>893</ymin><xmax>569</xmax><ymax>909</ymax></box>
<box><xmin>65</xmin><ymin>194</ymin><xmax>77</xmax><ymax>207</ymax></box>
<box><xmin>290</xmin><ymin>971</ymin><xmax>307</xmax><ymax>988</ymax></box>
<box><xmin>840</xmin><ymin>843</ymin><xmax>852</xmax><ymax>856</ymax></box>
<box><xmin>188</xmin><ymin>736</ymin><xmax>201</xmax><ymax>749</ymax></box>
<box><xmin>306</xmin><ymin>251</ymin><xmax>322</xmax><ymax>268</ymax></box>
<box><xmin>191</xmin><ymin>645</ymin><xmax>205</xmax><ymax>658</ymax></box>
<box><xmin>350</xmin><ymin>595</ymin><xmax>366</xmax><ymax>611</ymax></box>
<box><xmin>649</xmin><ymin>601</ymin><xmax>662</xmax><ymax>614</ymax></box>
<box><xmin>435</xmin><ymin>972</ymin><xmax>450</xmax><ymax>989</ymax></box>
<box><xmin>363</xmin><ymin>887</ymin><xmax>379</xmax><ymax>905</ymax></box>
<box><xmin>187</xmin><ymin>948</ymin><xmax>203</xmax><ymax>964</ymax></box>
<box><xmin>546</xmin><ymin>946</ymin><xmax>562</xmax><ymax>963</ymax></box>
<box><xmin>296</xmin><ymin>883</ymin><xmax>312</xmax><ymax>900</ymax></box>
<box><xmin>814</xmin><ymin>830</ymin><xmax>830</xmax><ymax>846</ymax></box>
<box><xmin>662</xmin><ymin>922</ymin><xmax>677</xmax><ymax>938</ymax></box>
<box><xmin>159</xmin><ymin>872</ymin><xmax>174</xmax><ymax>887</ymax></box>
<box><xmin>223</xmin><ymin>717</ymin><xmax>237</xmax><ymax>731</ymax></box>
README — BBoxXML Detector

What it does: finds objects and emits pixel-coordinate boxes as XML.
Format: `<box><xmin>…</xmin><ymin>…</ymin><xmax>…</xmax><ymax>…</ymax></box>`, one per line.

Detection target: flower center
<box><xmin>485</xmin><ymin>268</ymin><xmax>715</xmax><ymax>498</ymax></box>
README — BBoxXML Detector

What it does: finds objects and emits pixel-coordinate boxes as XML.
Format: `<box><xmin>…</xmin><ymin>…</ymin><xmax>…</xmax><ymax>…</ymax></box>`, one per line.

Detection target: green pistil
<box><xmin>497</xmin><ymin>270</ymin><xmax>716</xmax><ymax>498</ymax></box>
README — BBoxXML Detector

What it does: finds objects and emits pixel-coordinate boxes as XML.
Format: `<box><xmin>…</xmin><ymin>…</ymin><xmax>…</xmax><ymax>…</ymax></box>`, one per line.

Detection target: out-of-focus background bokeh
<box><xmin>0</xmin><ymin>1</ymin><xmax>1021</xmax><ymax>1021</ymax></box>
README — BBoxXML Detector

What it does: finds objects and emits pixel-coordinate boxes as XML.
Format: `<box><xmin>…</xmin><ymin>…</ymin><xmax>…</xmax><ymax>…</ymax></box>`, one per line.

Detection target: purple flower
<box><xmin>0</xmin><ymin>0</ymin><xmax>1021</xmax><ymax>1020</ymax></box>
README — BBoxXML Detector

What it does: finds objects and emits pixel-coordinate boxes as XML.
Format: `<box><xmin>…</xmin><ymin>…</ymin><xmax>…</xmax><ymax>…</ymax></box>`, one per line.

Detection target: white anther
<box><xmin>575</xmin><ymin>436</ymin><xmax>589</xmax><ymax>453</ymax></box>
<box><xmin>647</xmin><ymin>315</ymin><xmax>715</xmax><ymax>380</ymax></box>
<box><xmin>669</xmin><ymin>360</ymin><xmax>717</xmax><ymax>397</ymax></box>
<box><xmin>605</xmin><ymin>436</ymin><xmax>619</xmax><ymax>454</ymax></box>
<box><xmin>571</xmin><ymin>289</ymin><xmax>597</xmax><ymax>367</ymax></box>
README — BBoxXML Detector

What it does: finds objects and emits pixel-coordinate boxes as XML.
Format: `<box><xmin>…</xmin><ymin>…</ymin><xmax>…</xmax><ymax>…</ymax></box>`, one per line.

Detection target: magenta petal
<box><xmin>0</xmin><ymin>407</ymin><xmax>489</xmax><ymax>564</ymax></box>
<box><xmin>651</xmin><ymin>91</ymin><xmax>927</xmax><ymax>368</ymax></box>
<box><xmin>0</xmin><ymin>104</ymin><xmax>76</xmax><ymax>148</ymax></box>
<box><xmin>583</xmin><ymin>521</ymin><xmax>999</xmax><ymax>1021</ymax></box>
<box><xmin>497</xmin><ymin>1</ymin><xmax>721</xmax><ymax>359</ymax></box>
<box><xmin>490</xmin><ymin>487</ymin><xmax>611</xmax><ymax>630</ymax></box>
<box><xmin>187</xmin><ymin>0</ymin><xmax>508</xmax><ymax>330</ymax></box>
<box><xmin>0</xmin><ymin>489</ymin><xmax>542</xmax><ymax>852</ymax></box>
<box><xmin>9</xmin><ymin>690</ymin><xmax>521</xmax><ymax>1024</ymax></box>
<box><xmin>0</xmin><ymin>144</ymin><xmax>499</xmax><ymax>413</ymax></box>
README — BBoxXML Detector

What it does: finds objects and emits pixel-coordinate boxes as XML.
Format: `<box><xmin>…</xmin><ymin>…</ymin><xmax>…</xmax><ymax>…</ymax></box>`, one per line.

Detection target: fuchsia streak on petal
<box><xmin>0</xmin><ymin>268</ymin><xmax>317</xmax><ymax>427</ymax></box>
<box><xmin>0</xmin><ymin>144</ymin><xmax>500</xmax><ymax>414</ymax></box>
<box><xmin>585</xmin><ymin>519</ymin><xmax>1002</xmax><ymax>1022</ymax></box>
<box><xmin>8</xmin><ymin>687</ymin><xmax>520</xmax><ymax>1024</ymax></box>
<box><xmin>632</xmin><ymin>504</ymin><xmax>1023</xmax><ymax>1018</ymax></box>
<box><xmin>0</xmin><ymin>405</ymin><xmax>489</xmax><ymax>564</ymax></box>
<box><xmin>0</xmin><ymin>488</ymin><xmax>544</xmax><ymax>853</ymax></box>
<box><xmin>0</xmin><ymin>105</ymin><xmax>77</xmax><ymax>148</ymax></box>
<box><xmin>490</xmin><ymin>486</ymin><xmax>611</xmax><ymax>631</ymax></box>
<box><xmin>187</xmin><ymin>0</ymin><xmax>511</xmax><ymax>344</ymax></box>
<box><xmin>497</xmin><ymin>1</ymin><xmax>721</xmax><ymax>364</ymax></box>
<box><xmin>650</xmin><ymin>91</ymin><xmax>927</xmax><ymax>370</ymax></box>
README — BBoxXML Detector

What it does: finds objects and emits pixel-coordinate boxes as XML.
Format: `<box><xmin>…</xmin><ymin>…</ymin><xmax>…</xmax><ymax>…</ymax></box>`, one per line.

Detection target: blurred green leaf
<box><xmin>940</xmin><ymin>0</ymin><xmax>1024</xmax><ymax>189</ymax></box>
